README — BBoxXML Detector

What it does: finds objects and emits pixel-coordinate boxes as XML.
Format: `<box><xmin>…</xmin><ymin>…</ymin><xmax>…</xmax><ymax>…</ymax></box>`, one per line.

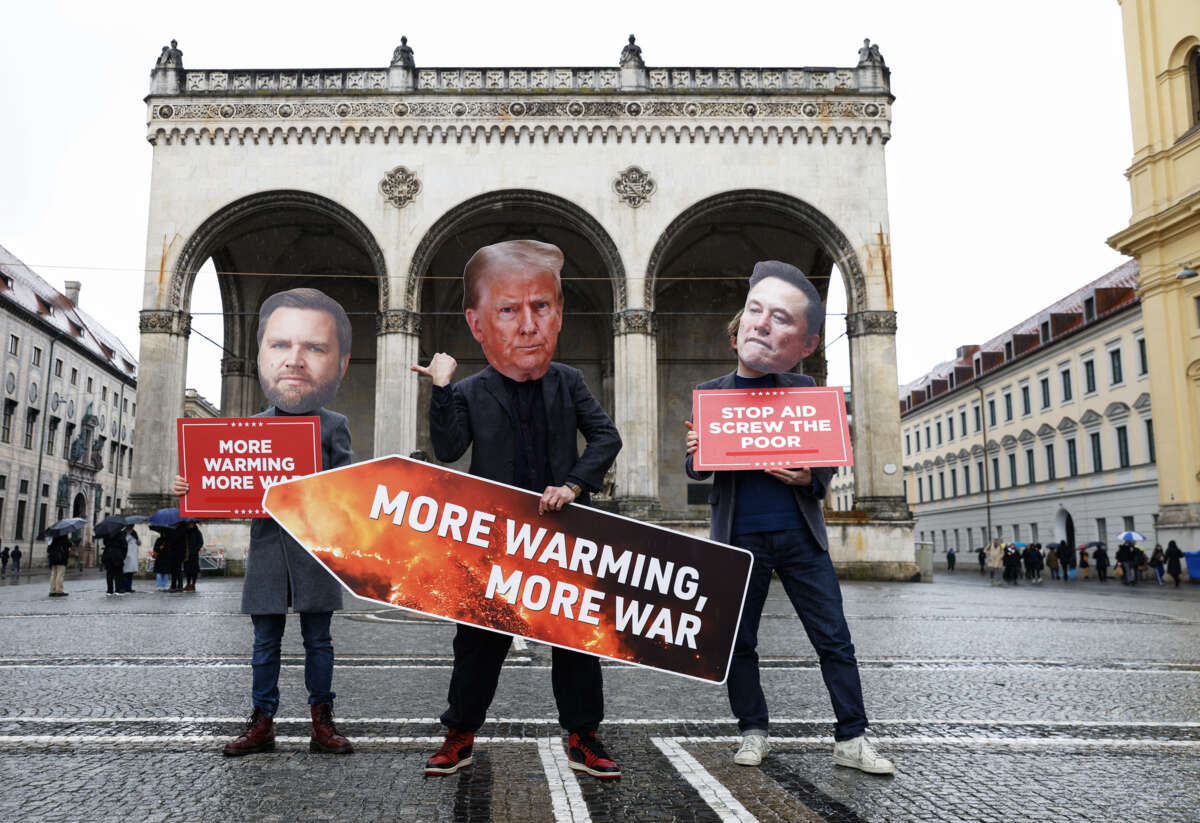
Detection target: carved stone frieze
<box><xmin>612</xmin><ymin>309</ymin><xmax>657</xmax><ymax>336</ymax></box>
<box><xmin>377</xmin><ymin>309</ymin><xmax>422</xmax><ymax>335</ymax></box>
<box><xmin>220</xmin><ymin>356</ymin><xmax>256</xmax><ymax>377</ymax></box>
<box><xmin>379</xmin><ymin>166</ymin><xmax>421</xmax><ymax>209</ymax></box>
<box><xmin>614</xmin><ymin>167</ymin><xmax>656</xmax><ymax>208</ymax></box>
<box><xmin>845</xmin><ymin>310</ymin><xmax>898</xmax><ymax>338</ymax></box>
<box><xmin>138</xmin><ymin>310</ymin><xmax>191</xmax><ymax>336</ymax></box>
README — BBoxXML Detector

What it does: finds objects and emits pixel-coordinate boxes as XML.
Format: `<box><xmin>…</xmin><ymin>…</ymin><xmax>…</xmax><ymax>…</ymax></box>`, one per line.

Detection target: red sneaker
<box><xmin>567</xmin><ymin>731</ymin><xmax>621</xmax><ymax>778</ymax></box>
<box><xmin>424</xmin><ymin>729</ymin><xmax>474</xmax><ymax>775</ymax></box>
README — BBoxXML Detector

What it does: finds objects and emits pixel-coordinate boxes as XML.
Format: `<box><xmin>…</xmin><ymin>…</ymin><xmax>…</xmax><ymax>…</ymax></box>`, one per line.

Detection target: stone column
<box><xmin>612</xmin><ymin>309</ymin><xmax>658</xmax><ymax>514</ymax></box>
<box><xmin>219</xmin><ymin>356</ymin><xmax>258</xmax><ymax>417</ymax></box>
<box><xmin>846</xmin><ymin>310</ymin><xmax>909</xmax><ymax>519</ymax></box>
<box><xmin>129</xmin><ymin>310</ymin><xmax>190</xmax><ymax>512</ymax></box>
<box><xmin>375</xmin><ymin>309</ymin><xmax>422</xmax><ymax>457</ymax></box>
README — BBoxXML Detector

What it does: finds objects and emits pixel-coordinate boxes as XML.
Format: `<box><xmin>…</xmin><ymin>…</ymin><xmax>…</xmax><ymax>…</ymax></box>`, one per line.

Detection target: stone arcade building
<box><xmin>133</xmin><ymin>37</ymin><xmax>915</xmax><ymax>578</ymax></box>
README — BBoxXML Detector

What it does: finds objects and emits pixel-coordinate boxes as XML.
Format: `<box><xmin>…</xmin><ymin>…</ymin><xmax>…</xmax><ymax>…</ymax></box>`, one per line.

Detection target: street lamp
<box><xmin>1177</xmin><ymin>265</ymin><xmax>1198</xmax><ymax>280</ymax></box>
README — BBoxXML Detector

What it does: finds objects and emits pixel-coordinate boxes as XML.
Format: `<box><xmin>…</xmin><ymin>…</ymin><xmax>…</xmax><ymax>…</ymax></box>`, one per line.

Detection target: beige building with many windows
<box><xmin>899</xmin><ymin>261</ymin><xmax>1158</xmax><ymax>552</ymax></box>
<box><xmin>0</xmin><ymin>245</ymin><xmax>138</xmax><ymax>566</ymax></box>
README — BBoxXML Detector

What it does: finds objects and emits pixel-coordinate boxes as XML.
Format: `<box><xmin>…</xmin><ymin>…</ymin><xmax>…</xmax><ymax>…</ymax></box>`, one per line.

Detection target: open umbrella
<box><xmin>149</xmin><ymin>508</ymin><xmax>183</xmax><ymax>529</ymax></box>
<box><xmin>46</xmin><ymin>517</ymin><xmax>86</xmax><ymax>536</ymax></box>
<box><xmin>1012</xmin><ymin>541</ymin><xmax>1028</xmax><ymax>548</ymax></box>
<box><xmin>123</xmin><ymin>515</ymin><xmax>150</xmax><ymax>524</ymax></box>
<box><xmin>1117</xmin><ymin>531</ymin><xmax>1145</xmax><ymax>543</ymax></box>
<box><xmin>93</xmin><ymin>516</ymin><xmax>130</xmax><ymax>538</ymax></box>
<box><xmin>1084</xmin><ymin>540</ymin><xmax>1106</xmax><ymax>548</ymax></box>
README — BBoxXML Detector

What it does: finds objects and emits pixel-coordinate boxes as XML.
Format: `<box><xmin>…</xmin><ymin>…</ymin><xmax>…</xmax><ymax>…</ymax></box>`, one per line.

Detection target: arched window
<box><xmin>1191</xmin><ymin>47</ymin><xmax>1200</xmax><ymax>127</ymax></box>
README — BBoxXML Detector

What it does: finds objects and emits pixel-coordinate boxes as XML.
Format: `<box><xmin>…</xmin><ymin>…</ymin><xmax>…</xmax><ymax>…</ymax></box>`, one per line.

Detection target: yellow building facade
<box><xmin>1109</xmin><ymin>0</ymin><xmax>1200</xmax><ymax>548</ymax></box>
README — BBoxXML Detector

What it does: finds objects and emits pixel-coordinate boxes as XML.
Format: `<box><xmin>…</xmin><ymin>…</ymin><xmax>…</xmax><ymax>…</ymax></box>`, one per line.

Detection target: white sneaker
<box><xmin>832</xmin><ymin>735</ymin><xmax>894</xmax><ymax>774</ymax></box>
<box><xmin>733</xmin><ymin>733</ymin><xmax>768</xmax><ymax>766</ymax></box>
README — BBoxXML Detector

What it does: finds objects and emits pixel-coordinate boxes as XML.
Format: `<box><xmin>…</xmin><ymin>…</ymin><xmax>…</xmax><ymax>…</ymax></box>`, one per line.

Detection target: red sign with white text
<box><xmin>692</xmin><ymin>386</ymin><xmax>853</xmax><ymax>471</ymax></box>
<box><xmin>177</xmin><ymin>417</ymin><xmax>322</xmax><ymax>518</ymax></box>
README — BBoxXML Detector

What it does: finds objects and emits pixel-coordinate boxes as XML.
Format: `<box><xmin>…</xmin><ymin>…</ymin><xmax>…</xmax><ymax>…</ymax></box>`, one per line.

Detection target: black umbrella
<box><xmin>93</xmin><ymin>516</ymin><xmax>130</xmax><ymax>538</ymax></box>
<box><xmin>47</xmin><ymin>517</ymin><xmax>87</xmax><ymax>536</ymax></box>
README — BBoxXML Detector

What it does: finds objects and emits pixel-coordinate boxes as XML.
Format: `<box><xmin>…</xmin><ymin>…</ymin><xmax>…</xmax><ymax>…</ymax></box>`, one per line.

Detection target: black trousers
<box><xmin>440</xmin><ymin>623</ymin><xmax>603</xmax><ymax>734</ymax></box>
<box><xmin>105</xmin><ymin>565</ymin><xmax>122</xmax><ymax>593</ymax></box>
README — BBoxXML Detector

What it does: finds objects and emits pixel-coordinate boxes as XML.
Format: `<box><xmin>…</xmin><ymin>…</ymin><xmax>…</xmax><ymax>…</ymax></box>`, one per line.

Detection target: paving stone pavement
<box><xmin>0</xmin><ymin>569</ymin><xmax>1195</xmax><ymax>822</ymax></box>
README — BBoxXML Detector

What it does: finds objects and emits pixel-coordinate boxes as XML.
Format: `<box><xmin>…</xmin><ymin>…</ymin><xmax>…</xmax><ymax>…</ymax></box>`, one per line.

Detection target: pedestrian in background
<box><xmin>986</xmin><ymin>539</ymin><xmax>1004</xmax><ymax>584</ymax></box>
<box><xmin>167</xmin><ymin>526</ymin><xmax>186</xmax><ymax>593</ymax></box>
<box><xmin>183</xmin><ymin>522</ymin><xmax>203</xmax><ymax>592</ymax></box>
<box><xmin>1021</xmin><ymin>544</ymin><xmax>1038</xmax><ymax>581</ymax></box>
<box><xmin>47</xmin><ymin>533</ymin><xmax>71</xmax><ymax>597</ymax></box>
<box><xmin>1165</xmin><ymin>541</ymin><xmax>1184</xmax><ymax>588</ymax></box>
<box><xmin>152</xmin><ymin>533</ymin><xmax>170</xmax><ymax>591</ymax></box>
<box><xmin>1046</xmin><ymin>544</ymin><xmax>1060</xmax><ymax>581</ymax></box>
<box><xmin>1134</xmin><ymin>546</ymin><xmax>1148</xmax><ymax>584</ymax></box>
<box><xmin>1093</xmin><ymin>544</ymin><xmax>1110</xmax><ymax>583</ymax></box>
<box><xmin>0</xmin><ymin>546</ymin><xmax>8</xmax><ymax>578</ymax></box>
<box><xmin>9</xmin><ymin>545</ymin><xmax>20</xmax><ymax>580</ymax></box>
<box><xmin>100</xmin><ymin>531</ymin><xmax>127</xmax><ymax>596</ymax></box>
<box><xmin>1078</xmin><ymin>546</ymin><xmax>1090</xmax><ymax>580</ymax></box>
<box><xmin>1149</xmin><ymin>545</ymin><xmax>1166</xmax><ymax>586</ymax></box>
<box><xmin>1003</xmin><ymin>544</ymin><xmax>1021</xmax><ymax>585</ymax></box>
<box><xmin>1029</xmin><ymin>544</ymin><xmax>1044</xmax><ymax>583</ymax></box>
<box><xmin>946</xmin><ymin>546</ymin><xmax>956</xmax><ymax>573</ymax></box>
<box><xmin>122</xmin><ymin>526</ymin><xmax>140</xmax><ymax>594</ymax></box>
<box><xmin>1059</xmin><ymin>543</ymin><xmax>1076</xmax><ymax>583</ymax></box>
<box><xmin>977</xmin><ymin>546</ymin><xmax>986</xmax><ymax>575</ymax></box>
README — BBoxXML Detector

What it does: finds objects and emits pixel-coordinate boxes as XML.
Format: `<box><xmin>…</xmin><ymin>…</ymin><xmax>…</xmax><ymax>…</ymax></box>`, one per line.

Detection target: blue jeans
<box><xmin>156</xmin><ymin>573</ymin><xmax>170</xmax><ymax>588</ymax></box>
<box><xmin>251</xmin><ymin>612</ymin><xmax>335</xmax><ymax>717</ymax></box>
<box><xmin>728</xmin><ymin>529</ymin><xmax>868</xmax><ymax>741</ymax></box>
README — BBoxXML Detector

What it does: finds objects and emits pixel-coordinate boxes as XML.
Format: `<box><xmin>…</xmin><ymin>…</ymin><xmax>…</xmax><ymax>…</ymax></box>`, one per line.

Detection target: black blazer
<box><xmin>685</xmin><ymin>371</ymin><xmax>833</xmax><ymax>550</ymax></box>
<box><xmin>429</xmin><ymin>363</ymin><xmax>621</xmax><ymax>500</ymax></box>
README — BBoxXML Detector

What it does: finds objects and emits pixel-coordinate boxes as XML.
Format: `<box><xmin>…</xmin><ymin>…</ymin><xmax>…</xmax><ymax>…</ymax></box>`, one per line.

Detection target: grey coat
<box><xmin>429</xmin><ymin>363</ymin><xmax>620</xmax><ymax>497</ymax></box>
<box><xmin>241</xmin><ymin>406</ymin><xmax>351</xmax><ymax>615</ymax></box>
<box><xmin>685</xmin><ymin>371</ymin><xmax>833</xmax><ymax>549</ymax></box>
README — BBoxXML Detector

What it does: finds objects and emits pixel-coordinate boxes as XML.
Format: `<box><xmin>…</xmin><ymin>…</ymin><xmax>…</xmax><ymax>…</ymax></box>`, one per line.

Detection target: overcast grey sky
<box><xmin>1</xmin><ymin>1</ymin><xmax>1134</xmax><ymax>404</ymax></box>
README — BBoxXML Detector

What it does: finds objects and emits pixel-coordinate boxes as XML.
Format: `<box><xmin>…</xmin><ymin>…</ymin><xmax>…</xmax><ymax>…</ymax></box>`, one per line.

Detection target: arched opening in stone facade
<box><xmin>647</xmin><ymin>189</ymin><xmax>865</xmax><ymax>511</ymax></box>
<box><xmin>71</xmin><ymin>492</ymin><xmax>86</xmax><ymax>519</ymax></box>
<box><xmin>407</xmin><ymin>190</ymin><xmax>623</xmax><ymax>473</ymax></box>
<box><xmin>173</xmin><ymin>191</ymin><xmax>386</xmax><ymax>460</ymax></box>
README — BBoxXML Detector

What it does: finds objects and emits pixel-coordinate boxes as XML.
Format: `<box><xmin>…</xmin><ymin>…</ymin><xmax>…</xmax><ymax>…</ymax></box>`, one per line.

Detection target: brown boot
<box><xmin>310</xmin><ymin>703</ymin><xmax>353</xmax><ymax>754</ymax></box>
<box><xmin>223</xmin><ymin>708</ymin><xmax>275</xmax><ymax>756</ymax></box>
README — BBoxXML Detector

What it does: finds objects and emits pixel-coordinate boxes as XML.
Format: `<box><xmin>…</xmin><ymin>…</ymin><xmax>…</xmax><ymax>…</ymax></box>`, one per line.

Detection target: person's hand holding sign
<box><xmin>684</xmin><ymin>420</ymin><xmax>698</xmax><ymax>455</ymax></box>
<box><xmin>172</xmin><ymin>475</ymin><xmax>189</xmax><ymax>496</ymax></box>
<box><xmin>411</xmin><ymin>352</ymin><xmax>458</xmax><ymax>387</ymax></box>
<box><xmin>765</xmin><ymin>467</ymin><xmax>812</xmax><ymax>487</ymax></box>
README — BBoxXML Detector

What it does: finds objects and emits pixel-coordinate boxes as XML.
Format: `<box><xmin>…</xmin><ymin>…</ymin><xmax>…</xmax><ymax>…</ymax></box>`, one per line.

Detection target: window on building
<box><xmin>1084</xmin><ymin>359</ymin><xmax>1096</xmax><ymax>394</ymax></box>
<box><xmin>46</xmin><ymin>418</ymin><xmax>58</xmax><ymax>455</ymax></box>
<box><xmin>1040</xmin><ymin>377</ymin><xmax>1051</xmax><ymax>409</ymax></box>
<box><xmin>1096</xmin><ymin>517</ymin><xmax>1107</xmax><ymax>542</ymax></box>
<box><xmin>1004</xmin><ymin>392</ymin><xmax>1013</xmax><ymax>422</ymax></box>
<box><xmin>939</xmin><ymin>472</ymin><xmax>945</xmax><ymax>498</ymax></box>
<box><xmin>70</xmin><ymin>368</ymin><xmax>78</xmax><ymax>386</ymax></box>
<box><xmin>1067</xmin><ymin>438</ymin><xmax>1078</xmax><ymax>476</ymax></box>
<box><xmin>1005</xmin><ymin>340</ymin><xmax>1014</xmax><ymax>360</ymax></box>
<box><xmin>1040</xmin><ymin>320</ymin><xmax>1050</xmax><ymax>343</ymax></box>
<box><xmin>1090</xmin><ymin>431</ymin><xmax>1103</xmax><ymax>472</ymax></box>
<box><xmin>1026</xmin><ymin>448</ymin><xmax>1036</xmax><ymax>483</ymax></box>
<box><xmin>925</xmin><ymin>424</ymin><xmax>931</xmax><ymax>449</ymax></box>
<box><xmin>926</xmin><ymin>475</ymin><xmax>934</xmax><ymax>501</ymax></box>
<box><xmin>1061</xmin><ymin>368</ymin><xmax>1073</xmax><ymax>402</ymax></box>
<box><xmin>1045</xmin><ymin>444</ymin><xmax>1056</xmax><ymax>480</ymax></box>
<box><xmin>7</xmin><ymin>335</ymin><xmax>17</xmax><ymax>356</ymax></box>
<box><xmin>918</xmin><ymin>479</ymin><xmax>924</xmax><ymax>503</ymax></box>
<box><xmin>86</xmin><ymin>376</ymin><xmax>93</xmax><ymax>393</ymax></box>
<box><xmin>988</xmin><ymin>399</ymin><xmax>997</xmax><ymax>427</ymax></box>
<box><xmin>1189</xmin><ymin>47</ymin><xmax>1200</xmax><ymax>126</ymax></box>
<box><xmin>1084</xmin><ymin>296</ymin><xmax>1096</xmax><ymax>321</ymax></box>
<box><xmin>1116</xmin><ymin>425</ymin><xmax>1130</xmax><ymax>468</ymax></box>
<box><xmin>14</xmin><ymin>499</ymin><xmax>25</xmax><ymax>540</ymax></box>
<box><xmin>950</xmin><ymin>468</ymin><xmax>958</xmax><ymax>496</ymax></box>
<box><xmin>62</xmin><ymin>423</ymin><xmax>74</xmax><ymax>460</ymax></box>
<box><xmin>960</xmin><ymin>409</ymin><xmax>967</xmax><ymax>436</ymax></box>
<box><xmin>109</xmin><ymin>442</ymin><xmax>118</xmax><ymax>469</ymax></box>
<box><xmin>1123</xmin><ymin>515</ymin><xmax>1135</xmax><ymax>533</ymax></box>
<box><xmin>973</xmin><ymin>405</ymin><xmax>981</xmax><ymax>432</ymax></box>
<box><xmin>1109</xmin><ymin>348</ymin><xmax>1123</xmax><ymax>385</ymax></box>
<box><xmin>54</xmin><ymin>358</ymin><xmax>62</xmax><ymax>377</ymax></box>
<box><xmin>18</xmin><ymin>479</ymin><xmax>28</xmax><ymax>495</ymax></box>
<box><xmin>1196</xmin><ymin>296</ymin><xmax>1200</xmax><ymax>329</ymax></box>
<box><xmin>1013</xmin><ymin>524</ymin><xmax>1021</xmax><ymax>542</ymax></box>
<box><xmin>31</xmin><ymin>346</ymin><xmax>41</xmax><ymax>367</ymax></box>
<box><xmin>127</xmin><ymin>448</ymin><xmax>133</xmax><ymax>477</ymax></box>
<box><xmin>948</xmin><ymin>417</ymin><xmax>955</xmax><ymax>441</ymax></box>
<box><xmin>22</xmin><ymin>409</ymin><xmax>37</xmax><ymax>450</ymax></box>
<box><xmin>992</xmin><ymin>457</ymin><xmax>1000</xmax><ymax>489</ymax></box>
<box><xmin>1031</xmin><ymin>523</ymin><xmax>1039</xmax><ymax>543</ymax></box>
<box><xmin>964</xmin><ymin>468</ymin><xmax>972</xmax><ymax>495</ymax></box>
<box><xmin>905</xmin><ymin>433</ymin><xmax>911</xmax><ymax>455</ymax></box>
<box><xmin>976</xmin><ymin>461</ymin><xmax>984</xmax><ymax>492</ymax></box>
<box><xmin>1020</xmin><ymin>385</ymin><xmax>1031</xmax><ymax>416</ymax></box>
<box><xmin>1</xmin><ymin>401</ymin><xmax>15</xmax><ymax>444</ymax></box>
<box><xmin>1146</xmin><ymin>418</ymin><xmax>1156</xmax><ymax>463</ymax></box>
<box><xmin>131</xmin><ymin>403</ymin><xmax>135</xmax><ymax>417</ymax></box>
<box><xmin>101</xmin><ymin>386</ymin><xmax>107</xmax><ymax>401</ymax></box>
<box><xmin>936</xmin><ymin>421</ymin><xmax>943</xmax><ymax>445</ymax></box>
<box><xmin>1008</xmin><ymin>453</ymin><xmax>1018</xmax><ymax>486</ymax></box>
<box><xmin>1137</xmin><ymin>338</ymin><xmax>1148</xmax><ymax>376</ymax></box>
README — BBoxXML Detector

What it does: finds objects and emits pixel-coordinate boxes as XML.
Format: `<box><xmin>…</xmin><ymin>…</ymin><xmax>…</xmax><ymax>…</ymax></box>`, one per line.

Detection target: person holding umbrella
<box><xmin>1093</xmin><ymin>543</ymin><xmax>1110</xmax><ymax>583</ymax></box>
<box><xmin>182</xmin><ymin>521</ymin><xmax>203</xmax><ymax>592</ymax></box>
<box><xmin>45</xmin><ymin>517</ymin><xmax>86</xmax><ymax>595</ymax></box>
<box><xmin>151</xmin><ymin>528</ymin><xmax>170</xmax><ymax>591</ymax></box>
<box><xmin>100</xmin><ymin>528</ymin><xmax>127</xmax><ymax>596</ymax></box>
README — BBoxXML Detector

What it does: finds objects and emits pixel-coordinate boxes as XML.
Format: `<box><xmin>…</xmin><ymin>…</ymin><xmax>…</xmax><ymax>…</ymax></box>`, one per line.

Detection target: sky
<box><xmin>0</xmin><ymin>1</ymin><xmax>1134</xmax><ymax>404</ymax></box>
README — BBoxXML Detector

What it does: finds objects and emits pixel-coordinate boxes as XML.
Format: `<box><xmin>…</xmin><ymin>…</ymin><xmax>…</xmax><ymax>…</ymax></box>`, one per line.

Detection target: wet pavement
<box><xmin>0</xmin><ymin>567</ymin><xmax>1196</xmax><ymax>822</ymax></box>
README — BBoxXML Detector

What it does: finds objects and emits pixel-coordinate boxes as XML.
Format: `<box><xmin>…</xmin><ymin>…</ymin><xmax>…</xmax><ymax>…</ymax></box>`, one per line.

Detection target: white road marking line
<box><xmin>536</xmin><ymin>736</ymin><xmax>592</xmax><ymax>823</ymax></box>
<box><xmin>651</xmin><ymin>737</ymin><xmax>757</xmax><ymax>823</ymax></box>
<box><xmin>512</xmin><ymin>637</ymin><xmax>528</xmax><ymax>651</ymax></box>
<box><xmin>5</xmin><ymin>717</ymin><xmax>1200</xmax><ymax>729</ymax></box>
<box><xmin>667</xmin><ymin>735</ymin><xmax>1200</xmax><ymax>751</ymax></box>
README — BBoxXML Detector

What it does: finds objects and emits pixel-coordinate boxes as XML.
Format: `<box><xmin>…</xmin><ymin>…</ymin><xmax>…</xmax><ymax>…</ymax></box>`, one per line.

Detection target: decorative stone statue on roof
<box><xmin>857</xmin><ymin>38</ymin><xmax>885</xmax><ymax>67</ymax></box>
<box><xmin>156</xmin><ymin>39</ymin><xmax>184</xmax><ymax>69</ymax></box>
<box><xmin>391</xmin><ymin>36</ymin><xmax>415</xmax><ymax>69</ymax></box>
<box><xmin>619</xmin><ymin>34</ymin><xmax>645</xmax><ymax>69</ymax></box>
